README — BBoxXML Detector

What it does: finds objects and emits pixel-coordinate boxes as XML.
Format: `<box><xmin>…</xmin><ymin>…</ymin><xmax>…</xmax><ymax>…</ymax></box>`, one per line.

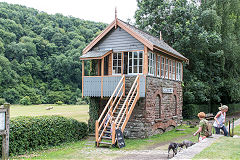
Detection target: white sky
<box><xmin>0</xmin><ymin>0</ymin><xmax>138</xmax><ymax>24</ymax></box>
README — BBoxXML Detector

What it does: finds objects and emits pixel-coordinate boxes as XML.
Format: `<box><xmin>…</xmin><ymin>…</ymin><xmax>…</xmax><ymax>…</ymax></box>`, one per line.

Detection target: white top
<box><xmin>213</xmin><ymin>111</ymin><xmax>225</xmax><ymax>128</ymax></box>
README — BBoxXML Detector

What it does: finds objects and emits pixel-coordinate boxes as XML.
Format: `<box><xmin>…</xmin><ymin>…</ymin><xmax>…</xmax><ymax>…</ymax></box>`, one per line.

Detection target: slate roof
<box><xmin>119</xmin><ymin>19</ymin><xmax>187</xmax><ymax>60</ymax></box>
<box><xmin>80</xmin><ymin>50</ymin><xmax>111</xmax><ymax>59</ymax></box>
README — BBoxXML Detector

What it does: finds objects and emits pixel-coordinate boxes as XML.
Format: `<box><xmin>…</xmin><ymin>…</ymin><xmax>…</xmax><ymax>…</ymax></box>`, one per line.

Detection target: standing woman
<box><xmin>213</xmin><ymin>105</ymin><xmax>228</xmax><ymax>136</ymax></box>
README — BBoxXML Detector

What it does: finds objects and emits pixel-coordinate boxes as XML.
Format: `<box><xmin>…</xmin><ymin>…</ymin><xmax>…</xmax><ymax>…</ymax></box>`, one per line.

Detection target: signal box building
<box><xmin>80</xmin><ymin>16</ymin><xmax>188</xmax><ymax>146</ymax></box>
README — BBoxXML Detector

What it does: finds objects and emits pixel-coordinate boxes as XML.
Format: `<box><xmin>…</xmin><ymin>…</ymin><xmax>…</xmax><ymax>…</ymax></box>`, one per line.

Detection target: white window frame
<box><xmin>161</xmin><ymin>56</ymin><xmax>165</xmax><ymax>78</ymax></box>
<box><xmin>128</xmin><ymin>51</ymin><xmax>144</xmax><ymax>75</ymax></box>
<box><xmin>165</xmin><ymin>58</ymin><xmax>169</xmax><ymax>79</ymax></box>
<box><xmin>179</xmin><ymin>62</ymin><xmax>182</xmax><ymax>81</ymax></box>
<box><xmin>112</xmin><ymin>52</ymin><xmax>122</xmax><ymax>75</ymax></box>
<box><xmin>169</xmin><ymin>59</ymin><xmax>172</xmax><ymax>80</ymax></box>
<box><xmin>176</xmin><ymin>61</ymin><xmax>179</xmax><ymax>81</ymax></box>
<box><xmin>148</xmin><ymin>52</ymin><xmax>156</xmax><ymax>76</ymax></box>
<box><xmin>157</xmin><ymin>55</ymin><xmax>161</xmax><ymax>77</ymax></box>
<box><xmin>172</xmin><ymin>60</ymin><xmax>175</xmax><ymax>80</ymax></box>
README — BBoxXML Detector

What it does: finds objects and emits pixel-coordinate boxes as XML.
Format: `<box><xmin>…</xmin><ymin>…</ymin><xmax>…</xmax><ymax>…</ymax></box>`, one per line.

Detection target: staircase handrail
<box><xmin>97</xmin><ymin>75</ymin><xmax>125</xmax><ymax>122</ymax></box>
<box><xmin>96</xmin><ymin>75</ymin><xmax>125</xmax><ymax>146</ymax></box>
<box><xmin>115</xmin><ymin>75</ymin><xmax>140</xmax><ymax>130</ymax></box>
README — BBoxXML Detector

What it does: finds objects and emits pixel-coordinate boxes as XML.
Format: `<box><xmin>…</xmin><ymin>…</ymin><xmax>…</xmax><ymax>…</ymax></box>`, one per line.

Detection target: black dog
<box><xmin>182</xmin><ymin>140</ymin><xmax>195</xmax><ymax>149</ymax></box>
<box><xmin>168</xmin><ymin>142</ymin><xmax>179</xmax><ymax>158</ymax></box>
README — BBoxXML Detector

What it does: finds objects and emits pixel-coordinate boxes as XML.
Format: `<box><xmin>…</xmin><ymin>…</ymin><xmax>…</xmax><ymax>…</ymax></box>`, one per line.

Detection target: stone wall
<box><xmin>124</xmin><ymin>75</ymin><xmax>183</xmax><ymax>138</ymax></box>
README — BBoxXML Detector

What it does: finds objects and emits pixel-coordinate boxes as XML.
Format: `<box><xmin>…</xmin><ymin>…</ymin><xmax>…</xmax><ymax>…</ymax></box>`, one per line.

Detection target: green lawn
<box><xmin>10</xmin><ymin>104</ymin><xmax>89</xmax><ymax>122</ymax></box>
<box><xmin>193</xmin><ymin>125</ymin><xmax>240</xmax><ymax>159</ymax></box>
<box><xmin>12</xmin><ymin>125</ymin><xmax>198</xmax><ymax>159</ymax></box>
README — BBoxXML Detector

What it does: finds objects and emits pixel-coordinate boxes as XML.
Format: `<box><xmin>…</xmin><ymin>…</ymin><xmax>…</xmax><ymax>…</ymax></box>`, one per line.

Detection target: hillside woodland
<box><xmin>0</xmin><ymin>2</ymin><xmax>106</xmax><ymax>104</ymax></box>
<box><xmin>0</xmin><ymin>1</ymin><xmax>240</xmax><ymax>109</ymax></box>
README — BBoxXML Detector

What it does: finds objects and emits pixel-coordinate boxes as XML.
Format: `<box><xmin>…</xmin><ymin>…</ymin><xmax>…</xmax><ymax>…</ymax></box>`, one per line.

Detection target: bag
<box><xmin>205</xmin><ymin>121</ymin><xmax>212</xmax><ymax>137</ymax></box>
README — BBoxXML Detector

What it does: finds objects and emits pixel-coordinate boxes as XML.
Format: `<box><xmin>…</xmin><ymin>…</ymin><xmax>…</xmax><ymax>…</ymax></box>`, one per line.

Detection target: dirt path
<box><xmin>114</xmin><ymin>118</ymin><xmax>240</xmax><ymax>160</ymax></box>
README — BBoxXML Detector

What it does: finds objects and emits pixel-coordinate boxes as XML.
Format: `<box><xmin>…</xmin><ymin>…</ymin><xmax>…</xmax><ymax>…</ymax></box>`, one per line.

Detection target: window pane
<box><xmin>113</xmin><ymin>67</ymin><xmax>117</xmax><ymax>73</ymax></box>
<box><xmin>129</xmin><ymin>67</ymin><xmax>132</xmax><ymax>73</ymax></box>
<box><xmin>139</xmin><ymin>51</ymin><xmax>143</xmax><ymax>58</ymax></box>
<box><xmin>134</xmin><ymin>59</ymin><xmax>138</xmax><ymax>66</ymax></box>
<box><xmin>113</xmin><ymin>53</ymin><xmax>117</xmax><ymax>59</ymax></box>
<box><xmin>113</xmin><ymin>60</ymin><xmax>117</xmax><ymax>66</ymax></box>
<box><xmin>134</xmin><ymin>52</ymin><xmax>138</xmax><ymax>58</ymax></box>
<box><xmin>129</xmin><ymin>52</ymin><xmax>132</xmax><ymax>58</ymax></box>
<box><xmin>118</xmin><ymin>60</ymin><xmax>121</xmax><ymax>66</ymax></box>
<box><xmin>139</xmin><ymin>59</ymin><xmax>142</xmax><ymax>65</ymax></box>
<box><xmin>118</xmin><ymin>53</ymin><xmax>121</xmax><ymax>59</ymax></box>
<box><xmin>134</xmin><ymin>66</ymin><xmax>138</xmax><ymax>73</ymax></box>
<box><xmin>118</xmin><ymin>67</ymin><xmax>121</xmax><ymax>73</ymax></box>
<box><xmin>139</xmin><ymin>66</ymin><xmax>142</xmax><ymax>73</ymax></box>
<box><xmin>129</xmin><ymin>59</ymin><xmax>132</xmax><ymax>66</ymax></box>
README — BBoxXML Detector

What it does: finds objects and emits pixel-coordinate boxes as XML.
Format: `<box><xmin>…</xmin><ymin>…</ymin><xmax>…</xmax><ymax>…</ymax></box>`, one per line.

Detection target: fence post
<box><xmin>2</xmin><ymin>103</ymin><xmax>10</xmax><ymax>160</ymax></box>
<box><xmin>95</xmin><ymin>120</ymin><xmax>99</xmax><ymax>147</ymax></box>
<box><xmin>112</xmin><ymin>122</ymin><xmax>116</xmax><ymax>146</ymax></box>
<box><xmin>228</xmin><ymin>120</ymin><xmax>231</xmax><ymax>136</ymax></box>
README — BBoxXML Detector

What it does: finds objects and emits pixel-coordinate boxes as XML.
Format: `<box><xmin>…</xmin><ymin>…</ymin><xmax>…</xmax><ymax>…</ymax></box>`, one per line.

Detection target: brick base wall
<box><xmin>124</xmin><ymin>76</ymin><xmax>183</xmax><ymax>138</ymax></box>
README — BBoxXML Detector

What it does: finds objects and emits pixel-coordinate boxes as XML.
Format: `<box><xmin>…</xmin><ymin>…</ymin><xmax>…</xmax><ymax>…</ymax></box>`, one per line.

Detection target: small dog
<box><xmin>182</xmin><ymin>140</ymin><xmax>195</xmax><ymax>149</ymax></box>
<box><xmin>168</xmin><ymin>142</ymin><xmax>179</xmax><ymax>158</ymax></box>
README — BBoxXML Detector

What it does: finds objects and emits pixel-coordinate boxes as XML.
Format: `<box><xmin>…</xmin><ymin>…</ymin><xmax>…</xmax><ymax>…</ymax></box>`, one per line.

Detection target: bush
<box><xmin>2</xmin><ymin>116</ymin><xmax>88</xmax><ymax>156</ymax></box>
<box><xmin>56</xmin><ymin>100</ymin><xmax>63</xmax><ymax>105</ymax></box>
<box><xmin>0</xmin><ymin>98</ymin><xmax>5</xmax><ymax>105</ymax></box>
<box><xmin>76</xmin><ymin>98</ymin><xmax>87</xmax><ymax>105</ymax></box>
<box><xmin>19</xmin><ymin>96</ymin><xmax>31</xmax><ymax>105</ymax></box>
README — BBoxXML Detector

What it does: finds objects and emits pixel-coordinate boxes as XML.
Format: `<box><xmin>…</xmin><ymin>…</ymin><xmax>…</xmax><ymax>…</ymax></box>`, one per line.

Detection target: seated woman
<box><xmin>193</xmin><ymin>112</ymin><xmax>209</xmax><ymax>142</ymax></box>
<box><xmin>213</xmin><ymin>105</ymin><xmax>228</xmax><ymax>136</ymax></box>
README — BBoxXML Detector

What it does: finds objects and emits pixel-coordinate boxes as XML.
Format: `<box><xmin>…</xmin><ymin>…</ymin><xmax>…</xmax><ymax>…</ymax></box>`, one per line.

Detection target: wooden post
<box><xmin>232</xmin><ymin>118</ymin><xmax>234</xmax><ymax>137</ymax></box>
<box><xmin>112</xmin><ymin>122</ymin><xmax>116</xmax><ymax>146</ymax></box>
<box><xmin>228</xmin><ymin>120</ymin><xmax>231</xmax><ymax>136</ymax></box>
<box><xmin>1</xmin><ymin>103</ymin><xmax>10</xmax><ymax>160</ymax></box>
<box><xmin>123</xmin><ymin>75</ymin><xmax>125</xmax><ymax>96</ymax></box>
<box><xmin>143</xmin><ymin>45</ymin><xmax>148</xmax><ymax>75</ymax></box>
<box><xmin>137</xmin><ymin>75</ymin><xmax>140</xmax><ymax>99</ymax></box>
<box><xmin>82</xmin><ymin>60</ymin><xmax>84</xmax><ymax>98</ymax></box>
<box><xmin>101</xmin><ymin>58</ymin><xmax>104</xmax><ymax>98</ymax></box>
<box><xmin>95</xmin><ymin>120</ymin><xmax>99</xmax><ymax>147</ymax></box>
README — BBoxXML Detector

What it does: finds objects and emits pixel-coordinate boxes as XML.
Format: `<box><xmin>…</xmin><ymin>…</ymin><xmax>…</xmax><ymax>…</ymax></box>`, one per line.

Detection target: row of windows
<box><xmin>112</xmin><ymin>51</ymin><xmax>183</xmax><ymax>81</ymax></box>
<box><xmin>148</xmin><ymin>52</ymin><xmax>182</xmax><ymax>81</ymax></box>
<box><xmin>112</xmin><ymin>51</ymin><xmax>143</xmax><ymax>74</ymax></box>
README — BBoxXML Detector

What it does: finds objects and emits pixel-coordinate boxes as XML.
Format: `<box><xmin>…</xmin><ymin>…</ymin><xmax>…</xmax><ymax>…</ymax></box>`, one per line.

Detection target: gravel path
<box><xmin>114</xmin><ymin>118</ymin><xmax>240</xmax><ymax>160</ymax></box>
<box><xmin>172</xmin><ymin>118</ymin><xmax>240</xmax><ymax>160</ymax></box>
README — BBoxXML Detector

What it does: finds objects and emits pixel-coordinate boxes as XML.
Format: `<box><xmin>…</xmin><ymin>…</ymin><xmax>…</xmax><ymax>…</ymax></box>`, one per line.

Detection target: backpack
<box><xmin>204</xmin><ymin>120</ymin><xmax>212</xmax><ymax>137</ymax></box>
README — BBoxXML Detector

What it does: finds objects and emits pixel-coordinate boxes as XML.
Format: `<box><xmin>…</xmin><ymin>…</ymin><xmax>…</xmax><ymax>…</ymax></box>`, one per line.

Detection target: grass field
<box><xmin>12</xmin><ymin>125</ymin><xmax>197</xmax><ymax>159</ymax></box>
<box><xmin>10</xmin><ymin>104</ymin><xmax>89</xmax><ymax>122</ymax></box>
<box><xmin>193</xmin><ymin>125</ymin><xmax>240</xmax><ymax>159</ymax></box>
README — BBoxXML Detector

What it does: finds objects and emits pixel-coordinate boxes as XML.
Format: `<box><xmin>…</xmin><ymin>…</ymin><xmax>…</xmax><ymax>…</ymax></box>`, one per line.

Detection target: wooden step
<box><xmin>99</xmin><ymin>141</ymin><xmax>112</xmax><ymax>145</ymax></box>
<box><xmin>102</xmin><ymin>136</ymin><xmax>112</xmax><ymax>140</ymax></box>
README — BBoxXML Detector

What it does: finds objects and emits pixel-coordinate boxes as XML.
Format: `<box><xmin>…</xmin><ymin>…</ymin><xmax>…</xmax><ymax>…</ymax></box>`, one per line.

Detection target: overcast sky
<box><xmin>0</xmin><ymin>0</ymin><xmax>138</xmax><ymax>24</ymax></box>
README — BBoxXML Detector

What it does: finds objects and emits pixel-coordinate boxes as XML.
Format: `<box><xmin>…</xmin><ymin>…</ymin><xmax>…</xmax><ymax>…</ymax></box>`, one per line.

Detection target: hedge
<box><xmin>1</xmin><ymin>115</ymin><xmax>88</xmax><ymax>156</ymax></box>
<box><xmin>183</xmin><ymin>103</ymin><xmax>240</xmax><ymax>119</ymax></box>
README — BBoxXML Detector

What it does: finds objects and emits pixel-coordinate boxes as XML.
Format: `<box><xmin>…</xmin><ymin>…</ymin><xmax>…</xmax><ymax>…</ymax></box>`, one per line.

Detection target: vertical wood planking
<box><xmin>143</xmin><ymin>45</ymin><xmax>148</xmax><ymax>75</ymax></box>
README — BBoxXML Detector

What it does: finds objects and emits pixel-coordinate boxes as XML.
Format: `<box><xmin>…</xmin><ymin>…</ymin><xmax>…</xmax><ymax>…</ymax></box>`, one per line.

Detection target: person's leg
<box><xmin>221</xmin><ymin>126</ymin><xmax>229</xmax><ymax>136</ymax></box>
<box><xmin>215</xmin><ymin>127</ymin><xmax>220</xmax><ymax>134</ymax></box>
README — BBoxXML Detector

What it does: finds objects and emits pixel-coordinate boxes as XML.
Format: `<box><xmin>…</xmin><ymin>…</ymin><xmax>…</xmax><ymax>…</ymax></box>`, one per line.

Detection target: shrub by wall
<box><xmin>5</xmin><ymin>115</ymin><xmax>88</xmax><ymax>156</ymax></box>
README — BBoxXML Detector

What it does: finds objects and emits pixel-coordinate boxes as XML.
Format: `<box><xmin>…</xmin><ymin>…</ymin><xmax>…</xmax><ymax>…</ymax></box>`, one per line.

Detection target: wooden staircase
<box><xmin>95</xmin><ymin>75</ymin><xmax>140</xmax><ymax>147</ymax></box>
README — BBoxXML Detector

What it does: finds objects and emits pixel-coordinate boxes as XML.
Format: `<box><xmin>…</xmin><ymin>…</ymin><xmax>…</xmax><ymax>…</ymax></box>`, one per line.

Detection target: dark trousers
<box><xmin>215</xmin><ymin>126</ymin><xmax>228</xmax><ymax>136</ymax></box>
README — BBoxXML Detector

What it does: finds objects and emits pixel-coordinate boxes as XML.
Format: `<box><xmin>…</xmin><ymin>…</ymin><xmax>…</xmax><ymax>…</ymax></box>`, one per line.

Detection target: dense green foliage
<box><xmin>88</xmin><ymin>97</ymin><xmax>100</xmax><ymax>132</ymax></box>
<box><xmin>2</xmin><ymin>116</ymin><xmax>88</xmax><ymax>156</ymax></box>
<box><xmin>135</xmin><ymin>0</ymin><xmax>240</xmax><ymax>110</ymax></box>
<box><xmin>0</xmin><ymin>2</ymin><xmax>107</xmax><ymax>104</ymax></box>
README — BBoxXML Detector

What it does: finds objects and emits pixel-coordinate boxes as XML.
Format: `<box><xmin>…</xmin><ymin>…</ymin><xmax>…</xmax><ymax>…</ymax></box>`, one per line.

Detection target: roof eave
<box><xmin>80</xmin><ymin>50</ymin><xmax>113</xmax><ymax>60</ymax></box>
<box><xmin>82</xmin><ymin>21</ymin><xmax>115</xmax><ymax>54</ymax></box>
<box><xmin>117</xmin><ymin>20</ymin><xmax>153</xmax><ymax>50</ymax></box>
<box><xmin>153</xmin><ymin>45</ymin><xmax>189</xmax><ymax>63</ymax></box>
